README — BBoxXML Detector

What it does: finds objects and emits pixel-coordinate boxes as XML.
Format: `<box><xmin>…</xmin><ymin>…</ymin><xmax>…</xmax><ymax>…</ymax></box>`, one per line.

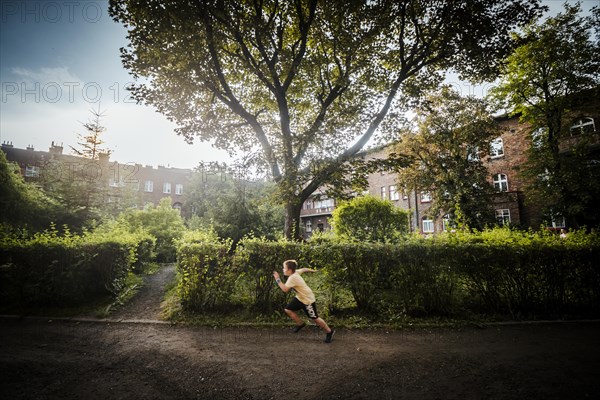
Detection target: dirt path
<box><xmin>109</xmin><ymin>263</ymin><xmax>176</xmax><ymax>321</ymax></box>
<box><xmin>2</xmin><ymin>264</ymin><xmax>600</xmax><ymax>399</ymax></box>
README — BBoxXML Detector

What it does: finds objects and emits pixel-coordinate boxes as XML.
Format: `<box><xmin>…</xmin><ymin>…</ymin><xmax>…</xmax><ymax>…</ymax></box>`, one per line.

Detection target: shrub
<box><xmin>176</xmin><ymin>229</ymin><xmax>236</xmax><ymax>311</ymax></box>
<box><xmin>172</xmin><ymin>227</ymin><xmax>600</xmax><ymax>319</ymax></box>
<box><xmin>0</xmin><ymin>224</ymin><xmax>155</xmax><ymax>306</ymax></box>
<box><xmin>331</xmin><ymin>195</ymin><xmax>409</xmax><ymax>242</ymax></box>
<box><xmin>233</xmin><ymin>237</ymin><xmax>309</xmax><ymax>313</ymax></box>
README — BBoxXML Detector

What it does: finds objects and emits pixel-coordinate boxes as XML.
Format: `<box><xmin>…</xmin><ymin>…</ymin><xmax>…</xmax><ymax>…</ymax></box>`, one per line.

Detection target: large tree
<box><xmin>393</xmin><ymin>87</ymin><xmax>499</xmax><ymax>229</ymax></box>
<box><xmin>489</xmin><ymin>3</ymin><xmax>600</xmax><ymax>227</ymax></box>
<box><xmin>109</xmin><ymin>0</ymin><xmax>543</xmax><ymax>239</ymax></box>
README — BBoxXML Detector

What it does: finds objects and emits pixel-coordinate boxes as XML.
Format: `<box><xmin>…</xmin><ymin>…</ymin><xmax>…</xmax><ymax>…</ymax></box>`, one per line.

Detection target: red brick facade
<box><xmin>1</xmin><ymin>142</ymin><xmax>191</xmax><ymax>212</ymax></box>
<box><xmin>299</xmin><ymin>100</ymin><xmax>600</xmax><ymax>238</ymax></box>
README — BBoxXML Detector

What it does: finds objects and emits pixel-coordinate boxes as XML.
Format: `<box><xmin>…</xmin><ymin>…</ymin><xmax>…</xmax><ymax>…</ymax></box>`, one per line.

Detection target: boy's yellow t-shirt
<box><xmin>285</xmin><ymin>271</ymin><xmax>316</xmax><ymax>305</ymax></box>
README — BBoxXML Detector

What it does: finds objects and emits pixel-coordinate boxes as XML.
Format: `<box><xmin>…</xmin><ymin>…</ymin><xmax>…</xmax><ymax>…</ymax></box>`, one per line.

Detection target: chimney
<box><xmin>1</xmin><ymin>141</ymin><xmax>13</xmax><ymax>148</ymax></box>
<box><xmin>98</xmin><ymin>152</ymin><xmax>110</xmax><ymax>163</ymax></box>
<box><xmin>26</xmin><ymin>144</ymin><xmax>35</xmax><ymax>151</ymax></box>
<box><xmin>49</xmin><ymin>141</ymin><xmax>63</xmax><ymax>156</ymax></box>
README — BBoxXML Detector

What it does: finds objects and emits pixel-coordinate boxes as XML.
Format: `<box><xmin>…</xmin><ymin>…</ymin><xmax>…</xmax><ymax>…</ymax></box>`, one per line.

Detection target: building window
<box><xmin>422</xmin><ymin>219</ymin><xmax>434</xmax><ymax>233</ymax></box>
<box><xmin>163</xmin><ymin>182</ymin><xmax>172</xmax><ymax>194</ymax></box>
<box><xmin>380</xmin><ymin>186</ymin><xmax>386</xmax><ymax>199</ymax></box>
<box><xmin>389</xmin><ymin>185</ymin><xmax>399</xmax><ymax>201</ymax></box>
<box><xmin>25</xmin><ymin>165</ymin><xmax>40</xmax><ymax>177</ymax></box>
<box><xmin>496</xmin><ymin>209</ymin><xmax>511</xmax><ymax>226</ymax></box>
<box><xmin>493</xmin><ymin>174</ymin><xmax>509</xmax><ymax>192</ymax></box>
<box><xmin>144</xmin><ymin>180</ymin><xmax>154</xmax><ymax>192</ymax></box>
<box><xmin>442</xmin><ymin>214</ymin><xmax>455</xmax><ymax>232</ymax></box>
<box><xmin>305</xmin><ymin>220</ymin><xmax>312</xmax><ymax>233</ymax></box>
<box><xmin>304</xmin><ymin>200</ymin><xmax>312</xmax><ymax>210</ymax></box>
<box><xmin>489</xmin><ymin>137</ymin><xmax>504</xmax><ymax>158</ymax></box>
<box><xmin>420</xmin><ymin>192</ymin><xmax>432</xmax><ymax>203</ymax></box>
<box><xmin>175</xmin><ymin>184</ymin><xmax>183</xmax><ymax>195</ymax></box>
<box><xmin>570</xmin><ymin>117</ymin><xmax>596</xmax><ymax>135</ymax></box>
<box><xmin>551</xmin><ymin>214</ymin><xmax>566</xmax><ymax>228</ymax></box>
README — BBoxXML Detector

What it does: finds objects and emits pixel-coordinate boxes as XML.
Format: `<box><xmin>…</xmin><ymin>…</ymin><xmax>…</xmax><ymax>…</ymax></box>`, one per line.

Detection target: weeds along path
<box><xmin>110</xmin><ymin>263</ymin><xmax>176</xmax><ymax>321</ymax></box>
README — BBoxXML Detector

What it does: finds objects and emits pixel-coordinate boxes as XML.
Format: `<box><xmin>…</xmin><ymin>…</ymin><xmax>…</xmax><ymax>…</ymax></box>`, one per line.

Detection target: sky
<box><xmin>1</xmin><ymin>1</ymin><xmax>597</xmax><ymax>170</ymax></box>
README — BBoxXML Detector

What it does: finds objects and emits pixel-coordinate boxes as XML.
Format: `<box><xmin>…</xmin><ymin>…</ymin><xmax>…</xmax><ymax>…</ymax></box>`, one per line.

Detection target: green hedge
<box><xmin>0</xmin><ymin>230</ymin><xmax>155</xmax><ymax>306</ymax></box>
<box><xmin>177</xmin><ymin>241</ymin><xmax>235</xmax><ymax>310</ymax></box>
<box><xmin>176</xmin><ymin>231</ymin><xmax>600</xmax><ymax>318</ymax></box>
<box><xmin>234</xmin><ymin>238</ymin><xmax>308</xmax><ymax>313</ymax></box>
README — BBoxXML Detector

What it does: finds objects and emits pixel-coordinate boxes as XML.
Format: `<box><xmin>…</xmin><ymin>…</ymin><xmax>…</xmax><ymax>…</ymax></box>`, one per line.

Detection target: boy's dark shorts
<box><xmin>285</xmin><ymin>297</ymin><xmax>319</xmax><ymax>320</ymax></box>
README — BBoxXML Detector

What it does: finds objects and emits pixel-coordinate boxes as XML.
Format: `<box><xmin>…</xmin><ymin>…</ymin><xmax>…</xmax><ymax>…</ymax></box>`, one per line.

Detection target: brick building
<box><xmin>1</xmin><ymin>141</ymin><xmax>191</xmax><ymax>212</ymax></box>
<box><xmin>299</xmin><ymin>94</ymin><xmax>600</xmax><ymax>238</ymax></box>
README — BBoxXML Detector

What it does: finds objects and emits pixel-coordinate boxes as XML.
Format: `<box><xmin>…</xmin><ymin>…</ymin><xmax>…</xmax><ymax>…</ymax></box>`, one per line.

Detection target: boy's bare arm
<box><xmin>298</xmin><ymin>268</ymin><xmax>316</xmax><ymax>273</ymax></box>
<box><xmin>273</xmin><ymin>271</ymin><xmax>292</xmax><ymax>293</ymax></box>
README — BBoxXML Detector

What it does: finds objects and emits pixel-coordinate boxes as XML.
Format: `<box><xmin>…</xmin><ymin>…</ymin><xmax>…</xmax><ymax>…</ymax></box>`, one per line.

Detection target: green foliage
<box><xmin>331</xmin><ymin>195</ymin><xmax>409</xmax><ymax>242</ymax></box>
<box><xmin>173</xmin><ymin>227</ymin><xmax>600</xmax><ymax>320</ymax></box>
<box><xmin>116</xmin><ymin>198</ymin><xmax>185</xmax><ymax>262</ymax></box>
<box><xmin>0</xmin><ymin>150</ymin><xmax>62</xmax><ymax>230</ymax></box>
<box><xmin>91</xmin><ymin>219</ymin><xmax>156</xmax><ymax>273</ymax></box>
<box><xmin>489</xmin><ymin>4</ymin><xmax>599</xmax><ymax>126</ymax></box>
<box><xmin>488</xmin><ymin>4</ymin><xmax>600</xmax><ymax>228</ymax></box>
<box><xmin>110</xmin><ymin>0</ymin><xmax>543</xmax><ymax>239</ymax></box>
<box><xmin>393</xmin><ymin>86</ymin><xmax>499</xmax><ymax>229</ymax></box>
<box><xmin>33</xmin><ymin>107</ymin><xmax>114</xmax><ymax>228</ymax></box>
<box><xmin>175</xmin><ymin>232</ymin><xmax>236</xmax><ymax>311</ymax></box>
<box><xmin>184</xmin><ymin>170</ymin><xmax>284</xmax><ymax>243</ymax></box>
<box><xmin>234</xmin><ymin>237</ymin><xmax>307</xmax><ymax>314</ymax></box>
<box><xmin>0</xmin><ymin>224</ymin><xmax>155</xmax><ymax>307</ymax></box>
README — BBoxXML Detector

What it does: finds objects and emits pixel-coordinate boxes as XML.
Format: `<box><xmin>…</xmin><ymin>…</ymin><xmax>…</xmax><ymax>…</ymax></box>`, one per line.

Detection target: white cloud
<box><xmin>11</xmin><ymin>66</ymin><xmax>83</xmax><ymax>85</ymax></box>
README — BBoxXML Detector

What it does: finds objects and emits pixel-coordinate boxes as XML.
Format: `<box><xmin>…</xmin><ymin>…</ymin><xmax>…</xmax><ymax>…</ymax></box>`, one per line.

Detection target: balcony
<box><xmin>300</xmin><ymin>206</ymin><xmax>335</xmax><ymax>217</ymax></box>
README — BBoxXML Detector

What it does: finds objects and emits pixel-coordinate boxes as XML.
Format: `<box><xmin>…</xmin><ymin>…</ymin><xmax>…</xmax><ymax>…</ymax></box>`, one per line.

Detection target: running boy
<box><xmin>273</xmin><ymin>259</ymin><xmax>335</xmax><ymax>343</ymax></box>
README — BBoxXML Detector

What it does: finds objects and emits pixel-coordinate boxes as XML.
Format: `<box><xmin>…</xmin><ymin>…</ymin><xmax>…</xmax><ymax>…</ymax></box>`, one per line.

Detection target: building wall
<box><xmin>298</xmin><ymin>101</ymin><xmax>600</xmax><ymax>238</ymax></box>
<box><xmin>1</xmin><ymin>142</ymin><xmax>192</xmax><ymax>212</ymax></box>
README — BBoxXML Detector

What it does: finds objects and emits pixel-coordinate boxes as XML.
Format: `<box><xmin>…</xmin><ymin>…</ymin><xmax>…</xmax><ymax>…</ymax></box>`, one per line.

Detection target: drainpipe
<box><xmin>414</xmin><ymin>190</ymin><xmax>420</xmax><ymax>233</ymax></box>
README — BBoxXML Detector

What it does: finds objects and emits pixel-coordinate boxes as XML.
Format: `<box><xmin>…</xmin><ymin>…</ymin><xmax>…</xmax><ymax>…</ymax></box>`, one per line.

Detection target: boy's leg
<box><xmin>305</xmin><ymin>303</ymin><xmax>334</xmax><ymax>343</ymax></box>
<box><xmin>284</xmin><ymin>308</ymin><xmax>305</xmax><ymax>326</ymax></box>
<box><xmin>284</xmin><ymin>297</ymin><xmax>307</xmax><ymax>329</ymax></box>
<box><xmin>314</xmin><ymin>317</ymin><xmax>332</xmax><ymax>333</ymax></box>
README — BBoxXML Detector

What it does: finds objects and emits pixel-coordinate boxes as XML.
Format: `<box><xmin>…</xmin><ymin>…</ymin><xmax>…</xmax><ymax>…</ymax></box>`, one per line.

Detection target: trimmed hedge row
<box><xmin>0</xmin><ymin>235</ymin><xmax>155</xmax><ymax>306</ymax></box>
<box><xmin>176</xmin><ymin>237</ymin><xmax>600</xmax><ymax>318</ymax></box>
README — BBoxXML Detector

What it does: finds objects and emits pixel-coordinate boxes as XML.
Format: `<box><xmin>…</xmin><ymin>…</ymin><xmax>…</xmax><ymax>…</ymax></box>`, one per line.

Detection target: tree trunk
<box><xmin>284</xmin><ymin>200</ymin><xmax>303</xmax><ymax>241</ymax></box>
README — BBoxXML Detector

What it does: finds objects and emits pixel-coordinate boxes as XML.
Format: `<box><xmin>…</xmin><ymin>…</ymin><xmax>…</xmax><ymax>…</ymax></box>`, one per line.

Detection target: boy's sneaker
<box><xmin>292</xmin><ymin>323</ymin><xmax>306</xmax><ymax>333</ymax></box>
<box><xmin>324</xmin><ymin>329</ymin><xmax>335</xmax><ymax>343</ymax></box>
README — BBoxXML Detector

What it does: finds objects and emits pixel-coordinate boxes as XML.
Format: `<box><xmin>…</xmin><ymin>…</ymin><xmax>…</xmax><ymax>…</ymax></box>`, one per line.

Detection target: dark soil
<box><xmin>2</xmin><ymin>264</ymin><xmax>600</xmax><ymax>399</ymax></box>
